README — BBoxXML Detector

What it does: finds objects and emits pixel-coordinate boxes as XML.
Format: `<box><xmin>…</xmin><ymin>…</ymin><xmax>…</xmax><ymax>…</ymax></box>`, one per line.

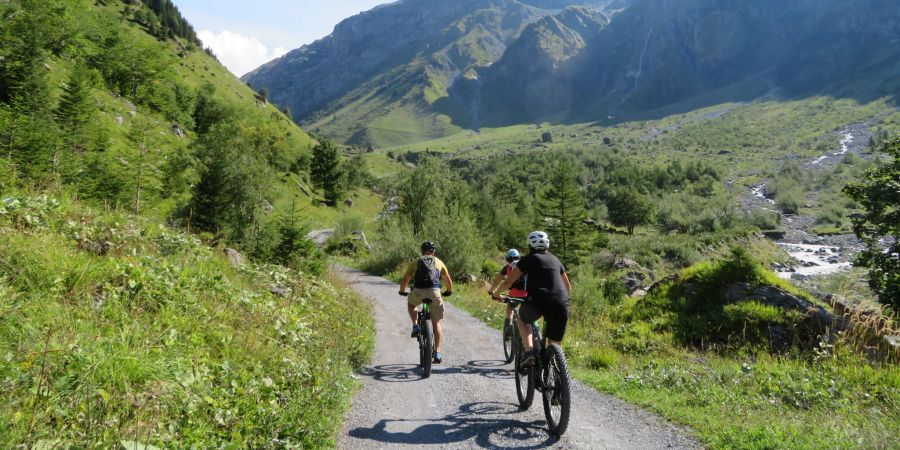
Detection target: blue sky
<box><xmin>173</xmin><ymin>0</ymin><xmax>389</xmax><ymax>76</ymax></box>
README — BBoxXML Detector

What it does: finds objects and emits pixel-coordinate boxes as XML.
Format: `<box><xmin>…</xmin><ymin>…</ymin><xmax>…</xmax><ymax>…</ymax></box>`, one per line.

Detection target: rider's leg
<box><xmin>517</xmin><ymin>314</ymin><xmax>534</xmax><ymax>352</ymax></box>
<box><xmin>407</xmin><ymin>303</ymin><xmax>417</xmax><ymax>325</ymax></box>
<box><xmin>506</xmin><ymin>304</ymin><xmax>515</xmax><ymax>321</ymax></box>
<box><xmin>433</xmin><ymin>318</ymin><xmax>443</xmax><ymax>352</ymax></box>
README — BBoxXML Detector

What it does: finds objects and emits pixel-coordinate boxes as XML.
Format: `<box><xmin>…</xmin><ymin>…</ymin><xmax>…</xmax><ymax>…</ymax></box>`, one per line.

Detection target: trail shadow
<box><xmin>347</xmin><ymin>401</ymin><xmax>556</xmax><ymax>449</ymax></box>
<box><xmin>364</xmin><ymin>360</ymin><xmax>514</xmax><ymax>383</ymax></box>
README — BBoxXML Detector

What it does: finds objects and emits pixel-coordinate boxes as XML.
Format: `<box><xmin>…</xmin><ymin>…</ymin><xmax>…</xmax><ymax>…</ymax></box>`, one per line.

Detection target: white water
<box><xmin>751</xmin><ymin>184</ymin><xmax>776</xmax><ymax>205</ymax></box>
<box><xmin>634</xmin><ymin>27</ymin><xmax>654</xmax><ymax>90</ymax></box>
<box><xmin>775</xmin><ymin>243</ymin><xmax>852</xmax><ymax>280</ymax></box>
<box><xmin>810</xmin><ymin>132</ymin><xmax>853</xmax><ymax>166</ymax></box>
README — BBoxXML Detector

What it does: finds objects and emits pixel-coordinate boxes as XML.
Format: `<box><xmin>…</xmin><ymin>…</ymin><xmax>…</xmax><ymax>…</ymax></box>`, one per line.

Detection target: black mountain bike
<box><xmin>401</xmin><ymin>292</ymin><xmax>435</xmax><ymax>378</ymax></box>
<box><xmin>503</xmin><ymin>296</ymin><xmax>572</xmax><ymax>437</ymax></box>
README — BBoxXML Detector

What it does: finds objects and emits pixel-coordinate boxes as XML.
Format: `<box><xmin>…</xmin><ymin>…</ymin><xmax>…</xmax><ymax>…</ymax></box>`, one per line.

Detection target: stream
<box><xmin>743</xmin><ymin>126</ymin><xmax>872</xmax><ymax>281</ymax></box>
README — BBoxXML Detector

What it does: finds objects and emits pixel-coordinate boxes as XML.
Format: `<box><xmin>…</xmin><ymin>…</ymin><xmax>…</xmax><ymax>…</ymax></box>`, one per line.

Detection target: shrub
<box><xmin>745</xmin><ymin>208</ymin><xmax>781</xmax><ymax>230</ymax></box>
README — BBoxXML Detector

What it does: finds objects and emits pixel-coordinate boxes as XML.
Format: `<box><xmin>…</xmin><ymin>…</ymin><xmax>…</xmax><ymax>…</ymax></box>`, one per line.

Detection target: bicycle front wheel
<box><xmin>514</xmin><ymin>329</ymin><xmax>534</xmax><ymax>409</ymax></box>
<box><xmin>420</xmin><ymin>319</ymin><xmax>433</xmax><ymax>378</ymax></box>
<box><xmin>503</xmin><ymin>316</ymin><xmax>514</xmax><ymax>363</ymax></box>
<box><xmin>541</xmin><ymin>343</ymin><xmax>571</xmax><ymax>436</ymax></box>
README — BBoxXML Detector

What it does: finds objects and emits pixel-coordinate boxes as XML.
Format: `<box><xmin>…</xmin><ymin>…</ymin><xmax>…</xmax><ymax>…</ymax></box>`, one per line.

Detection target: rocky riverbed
<box><xmin>741</xmin><ymin>124</ymin><xmax>873</xmax><ymax>281</ymax></box>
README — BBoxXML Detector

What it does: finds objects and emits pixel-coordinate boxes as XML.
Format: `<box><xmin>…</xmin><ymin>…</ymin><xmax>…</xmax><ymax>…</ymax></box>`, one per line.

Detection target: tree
<box><xmin>188</xmin><ymin>119</ymin><xmax>272</xmax><ymax>240</ymax></box>
<box><xmin>607</xmin><ymin>188</ymin><xmax>654</xmax><ymax>235</ymax></box>
<box><xmin>125</xmin><ymin>117</ymin><xmax>164</xmax><ymax>214</ymax></box>
<box><xmin>538</xmin><ymin>159</ymin><xmax>587</xmax><ymax>265</ymax></box>
<box><xmin>55</xmin><ymin>63</ymin><xmax>107</xmax><ymax>165</ymax></box>
<box><xmin>311</xmin><ymin>138</ymin><xmax>346</xmax><ymax>206</ymax></box>
<box><xmin>843</xmin><ymin>138</ymin><xmax>900</xmax><ymax>310</ymax></box>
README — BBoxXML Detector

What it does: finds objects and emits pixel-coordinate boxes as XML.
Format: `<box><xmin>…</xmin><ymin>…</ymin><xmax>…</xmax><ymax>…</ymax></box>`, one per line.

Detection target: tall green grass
<box><xmin>0</xmin><ymin>189</ymin><xmax>373</xmax><ymax>448</ymax></box>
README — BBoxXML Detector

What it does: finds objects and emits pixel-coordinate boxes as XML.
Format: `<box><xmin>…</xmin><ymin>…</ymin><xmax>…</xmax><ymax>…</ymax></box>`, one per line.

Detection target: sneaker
<box><xmin>433</xmin><ymin>351</ymin><xmax>443</xmax><ymax>364</ymax></box>
<box><xmin>411</xmin><ymin>324</ymin><xmax>420</xmax><ymax>338</ymax></box>
<box><xmin>521</xmin><ymin>350</ymin><xmax>537</xmax><ymax>368</ymax></box>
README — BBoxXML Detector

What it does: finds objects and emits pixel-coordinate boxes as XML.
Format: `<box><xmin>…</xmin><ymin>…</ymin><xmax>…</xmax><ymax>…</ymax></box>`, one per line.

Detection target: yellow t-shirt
<box><xmin>404</xmin><ymin>256</ymin><xmax>449</xmax><ymax>289</ymax></box>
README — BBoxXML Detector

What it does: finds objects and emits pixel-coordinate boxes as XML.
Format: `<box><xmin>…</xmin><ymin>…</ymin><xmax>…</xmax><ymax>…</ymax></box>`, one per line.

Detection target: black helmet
<box><xmin>421</xmin><ymin>241</ymin><xmax>436</xmax><ymax>252</ymax></box>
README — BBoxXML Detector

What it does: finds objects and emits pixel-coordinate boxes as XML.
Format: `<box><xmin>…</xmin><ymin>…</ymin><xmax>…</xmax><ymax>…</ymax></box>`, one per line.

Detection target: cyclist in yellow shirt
<box><xmin>399</xmin><ymin>241</ymin><xmax>454</xmax><ymax>364</ymax></box>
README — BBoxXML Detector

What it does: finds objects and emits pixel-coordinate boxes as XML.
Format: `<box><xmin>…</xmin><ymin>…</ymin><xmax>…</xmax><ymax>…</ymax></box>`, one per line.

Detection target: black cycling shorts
<box><xmin>519</xmin><ymin>296</ymin><xmax>569</xmax><ymax>342</ymax></box>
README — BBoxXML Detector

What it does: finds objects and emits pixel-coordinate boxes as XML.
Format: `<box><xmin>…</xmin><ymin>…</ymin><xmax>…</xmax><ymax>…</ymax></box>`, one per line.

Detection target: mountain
<box><xmin>477</xmin><ymin>0</ymin><xmax>900</xmax><ymax>124</ymax></box>
<box><xmin>243</xmin><ymin>0</ymin><xmax>631</xmax><ymax>147</ymax></box>
<box><xmin>247</xmin><ymin>0</ymin><xmax>899</xmax><ymax>147</ymax></box>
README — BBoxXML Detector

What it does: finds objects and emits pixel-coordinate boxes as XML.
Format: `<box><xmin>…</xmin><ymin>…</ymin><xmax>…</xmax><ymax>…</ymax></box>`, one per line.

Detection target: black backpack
<box><xmin>414</xmin><ymin>256</ymin><xmax>441</xmax><ymax>289</ymax></box>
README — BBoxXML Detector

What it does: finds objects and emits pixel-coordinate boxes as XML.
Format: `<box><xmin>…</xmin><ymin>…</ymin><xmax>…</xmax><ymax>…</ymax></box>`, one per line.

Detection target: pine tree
<box><xmin>311</xmin><ymin>139</ymin><xmax>346</xmax><ymax>206</ymax></box>
<box><xmin>56</xmin><ymin>64</ymin><xmax>106</xmax><ymax>161</ymax></box>
<box><xmin>539</xmin><ymin>159</ymin><xmax>586</xmax><ymax>265</ymax></box>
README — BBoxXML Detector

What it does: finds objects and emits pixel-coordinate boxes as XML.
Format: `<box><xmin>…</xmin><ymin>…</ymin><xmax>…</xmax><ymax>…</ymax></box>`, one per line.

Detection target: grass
<box><xmin>0</xmin><ymin>188</ymin><xmax>374</xmax><ymax>448</ymax></box>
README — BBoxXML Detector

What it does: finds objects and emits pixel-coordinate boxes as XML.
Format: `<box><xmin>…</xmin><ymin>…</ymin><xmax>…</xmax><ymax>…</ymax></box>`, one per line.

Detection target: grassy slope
<box><xmin>0</xmin><ymin>185</ymin><xmax>374</xmax><ymax>448</ymax></box>
<box><xmin>444</xmin><ymin>254</ymin><xmax>899</xmax><ymax>450</ymax></box>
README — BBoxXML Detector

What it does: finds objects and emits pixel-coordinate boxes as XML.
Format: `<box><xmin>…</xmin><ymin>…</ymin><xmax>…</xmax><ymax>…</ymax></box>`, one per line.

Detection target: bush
<box><xmin>745</xmin><ymin>208</ymin><xmax>781</xmax><ymax>230</ymax></box>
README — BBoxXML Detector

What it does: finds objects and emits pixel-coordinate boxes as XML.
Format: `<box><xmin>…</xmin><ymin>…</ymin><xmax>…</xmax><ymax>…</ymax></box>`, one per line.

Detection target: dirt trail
<box><xmin>333</xmin><ymin>265</ymin><xmax>702</xmax><ymax>449</ymax></box>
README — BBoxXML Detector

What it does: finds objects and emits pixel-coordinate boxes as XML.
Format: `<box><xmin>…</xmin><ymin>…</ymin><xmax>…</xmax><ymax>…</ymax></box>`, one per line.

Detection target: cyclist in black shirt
<box><xmin>492</xmin><ymin>231</ymin><xmax>571</xmax><ymax>366</ymax></box>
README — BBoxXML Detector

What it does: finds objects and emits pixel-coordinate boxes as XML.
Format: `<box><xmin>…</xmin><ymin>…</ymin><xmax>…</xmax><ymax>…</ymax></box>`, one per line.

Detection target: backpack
<box><xmin>414</xmin><ymin>256</ymin><xmax>441</xmax><ymax>289</ymax></box>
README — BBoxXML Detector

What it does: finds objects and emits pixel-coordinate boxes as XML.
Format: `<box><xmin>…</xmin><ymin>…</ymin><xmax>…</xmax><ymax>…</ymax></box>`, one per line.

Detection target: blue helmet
<box><xmin>505</xmin><ymin>249</ymin><xmax>521</xmax><ymax>262</ymax></box>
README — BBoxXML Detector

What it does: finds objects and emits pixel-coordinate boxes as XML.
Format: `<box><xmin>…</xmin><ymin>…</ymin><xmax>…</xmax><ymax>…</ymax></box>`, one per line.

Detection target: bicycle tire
<box><xmin>502</xmin><ymin>316</ymin><xmax>514</xmax><ymax>363</ymax></box>
<box><xmin>420</xmin><ymin>318</ymin><xmax>433</xmax><ymax>378</ymax></box>
<box><xmin>514</xmin><ymin>315</ymin><xmax>535</xmax><ymax>409</ymax></box>
<box><xmin>542</xmin><ymin>344</ymin><xmax>572</xmax><ymax>437</ymax></box>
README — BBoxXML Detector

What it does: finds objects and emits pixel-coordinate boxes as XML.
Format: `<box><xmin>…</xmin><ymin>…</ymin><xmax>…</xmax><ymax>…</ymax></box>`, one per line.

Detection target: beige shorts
<box><xmin>408</xmin><ymin>288</ymin><xmax>444</xmax><ymax>321</ymax></box>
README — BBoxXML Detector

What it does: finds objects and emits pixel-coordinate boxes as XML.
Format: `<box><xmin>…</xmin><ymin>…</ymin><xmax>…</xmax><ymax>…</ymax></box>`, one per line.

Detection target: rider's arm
<box><xmin>496</xmin><ymin>266</ymin><xmax>522</xmax><ymax>293</ymax></box>
<box><xmin>488</xmin><ymin>273</ymin><xmax>504</xmax><ymax>294</ymax></box>
<box><xmin>399</xmin><ymin>263</ymin><xmax>415</xmax><ymax>293</ymax></box>
<box><xmin>561</xmin><ymin>271</ymin><xmax>572</xmax><ymax>295</ymax></box>
<box><xmin>441</xmin><ymin>266</ymin><xmax>454</xmax><ymax>293</ymax></box>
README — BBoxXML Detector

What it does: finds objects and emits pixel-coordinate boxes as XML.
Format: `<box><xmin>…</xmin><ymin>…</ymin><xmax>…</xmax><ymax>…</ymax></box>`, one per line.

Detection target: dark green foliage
<box><xmin>539</xmin><ymin>158</ymin><xmax>586</xmax><ymax>265</ymax></box>
<box><xmin>127</xmin><ymin>0</ymin><xmax>200</xmax><ymax>45</ymax></box>
<box><xmin>55</xmin><ymin>63</ymin><xmax>108</xmax><ymax>170</ymax></box>
<box><xmin>188</xmin><ymin>119</ymin><xmax>272</xmax><ymax>240</ymax></box>
<box><xmin>607</xmin><ymin>187</ymin><xmax>654</xmax><ymax>235</ymax></box>
<box><xmin>311</xmin><ymin>139</ymin><xmax>346</xmax><ymax>206</ymax></box>
<box><xmin>844</xmin><ymin>138</ymin><xmax>900</xmax><ymax>311</ymax></box>
<box><xmin>193</xmin><ymin>84</ymin><xmax>234</xmax><ymax>135</ymax></box>
<box><xmin>344</xmin><ymin>155</ymin><xmax>373</xmax><ymax>190</ymax></box>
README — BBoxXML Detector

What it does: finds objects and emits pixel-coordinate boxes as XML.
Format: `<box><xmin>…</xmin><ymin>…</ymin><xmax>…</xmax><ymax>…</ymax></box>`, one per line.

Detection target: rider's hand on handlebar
<box><xmin>442</xmin><ymin>290</ymin><xmax>452</xmax><ymax>297</ymax></box>
<box><xmin>398</xmin><ymin>290</ymin><xmax>409</xmax><ymax>297</ymax></box>
<box><xmin>491</xmin><ymin>292</ymin><xmax>503</xmax><ymax>302</ymax></box>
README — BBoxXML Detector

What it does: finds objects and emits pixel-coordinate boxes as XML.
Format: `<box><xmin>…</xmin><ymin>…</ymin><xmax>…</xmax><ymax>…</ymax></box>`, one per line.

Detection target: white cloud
<box><xmin>198</xmin><ymin>30</ymin><xmax>289</xmax><ymax>77</ymax></box>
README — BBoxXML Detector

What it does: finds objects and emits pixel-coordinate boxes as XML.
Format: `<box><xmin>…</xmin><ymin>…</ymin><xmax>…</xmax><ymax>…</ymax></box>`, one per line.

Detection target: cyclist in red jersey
<box><xmin>488</xmin><ymin>249</ymin><xmax>527</xmax><ymax>338</ymax></box>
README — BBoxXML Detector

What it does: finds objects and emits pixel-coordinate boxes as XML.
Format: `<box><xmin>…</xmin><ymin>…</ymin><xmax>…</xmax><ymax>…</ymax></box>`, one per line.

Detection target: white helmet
<box><xmin>527</xmin><ymin>231</ymin><xmax>550</xmax><ymax>251</ymax></box>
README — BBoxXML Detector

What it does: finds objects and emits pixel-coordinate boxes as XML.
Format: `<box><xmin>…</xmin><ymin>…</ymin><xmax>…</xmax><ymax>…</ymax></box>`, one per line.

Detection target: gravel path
<box><xmin>333</xmin><ymin>265</ymin><xmax>702</xmax><ymax>450</ymax></box>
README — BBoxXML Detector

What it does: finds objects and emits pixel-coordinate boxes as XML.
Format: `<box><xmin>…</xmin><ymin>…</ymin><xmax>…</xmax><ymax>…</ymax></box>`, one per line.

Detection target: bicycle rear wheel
<box><xmin>541</xmin><ymin>344</ymin><xmax>571</xmax><ymax>437</ymax></box>
<box><xmin>420</xmin><ymin>318</ymin><xmax>433</xmax><ymax>378</ymax></box>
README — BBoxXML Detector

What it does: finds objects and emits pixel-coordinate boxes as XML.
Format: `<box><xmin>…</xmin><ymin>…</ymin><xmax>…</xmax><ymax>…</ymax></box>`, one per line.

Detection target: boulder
<box><xmin>269</xmin><ymin>285</ymin><xmax>291</xmax><ymax>298</ymax></box>
<box><xmin>459</xmin><ymin>274</ymin><xmax>479</xmax><ymax>284</ymax></box>
<box><xmin>115</xmin><ymin>116</ymin><xmax>124</xmax><ymax>125</ymax></box>
<box><xmin>603</xmin><ymin>137</ymin><xmax>612</xmax><ymax>145</ymax></box>
<box><xmin>541</xmin><ymin>132</ymin><xmax>553</xmax><ymax>143</ymax></box>
<box><xmin>224</xmin><ymin>248</ymin><xmax>244</xmax><ymax>267</ymax></box>
<box><xmin>345</xmin><ymin>198</ymin><xmax>354</xmax><ymax>208</ymax></box>
<box><xmin>171</xmin><ymin>124</ymin><xmax>185</xmax><ymax>138</ymax></box>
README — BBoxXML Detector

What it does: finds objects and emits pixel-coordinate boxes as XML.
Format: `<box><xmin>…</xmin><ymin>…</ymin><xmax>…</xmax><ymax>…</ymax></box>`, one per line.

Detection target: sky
<box><xmin>173</xmin><ymin>0</ymin><xmax>390</xmax><ymax>77</ymax></box>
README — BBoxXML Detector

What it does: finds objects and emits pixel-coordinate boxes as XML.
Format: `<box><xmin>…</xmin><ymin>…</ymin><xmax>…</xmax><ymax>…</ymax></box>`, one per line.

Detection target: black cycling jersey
<box><xmin>517</xmin><ymin>251</ymin><xmax>566</xmax><ymax>301</ymax></box>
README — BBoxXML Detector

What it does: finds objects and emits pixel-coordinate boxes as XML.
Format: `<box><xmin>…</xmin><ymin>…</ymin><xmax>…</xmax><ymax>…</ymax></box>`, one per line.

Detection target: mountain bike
<box><xmin>401</xmin><ymin>292</ymin><xmax>434</xmax><ymax>378</ymax></box>
<box><xmin>503</xmin><ymin>296</ymin><xmax>572</xmax><ymax>437</ymax></box>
